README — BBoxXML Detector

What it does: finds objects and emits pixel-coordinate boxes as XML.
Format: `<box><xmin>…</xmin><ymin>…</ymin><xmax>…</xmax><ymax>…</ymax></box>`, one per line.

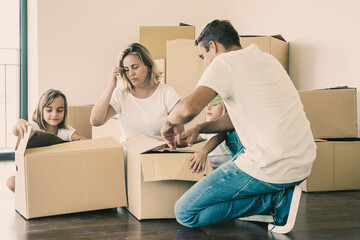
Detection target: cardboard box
<box><xmin>122</xmin><ymin>135</ymin><xmax>208</xmax><ymax>220</ymax></box>
<box><xmin>166</xmin><ymin>39</ymin><xmax>206</xmax><ymax>130</ymax></box>
<box><xmin>240</xmin><ymin>35</ymin><xmax>289</xmax><ymax>72</ymax></box>
<box><xmin>92</xmin><ymin>117</ymin><xmax>122</xmax><ymax>143</ymax></box>
<box><xmin>68</xmin><ymin>106</ymin><xmax>93</xmax><ymax>139</ymax></box>
<box><xmin>140</xmin><ymin>25</ymin><xmax>195</xmax><ymax>59</ymax></box>
<box><xmin>299</xmin><ymin>88</ymin><xmax>358</xmax><ymax>138</ymax></box>
<box><xmin>154</xmin><ymin>58</ymin><xmax>166</xmax><ymax>83</ymax></box>
<box><xmin>15</xmin><ymin>126</ymin><xmax>127</xmax><ymax>219</ymax></box>
<box><xmin>301</xmin><ymin>139</ymin><xmax>360</xmax><ymax>192</ymax></box>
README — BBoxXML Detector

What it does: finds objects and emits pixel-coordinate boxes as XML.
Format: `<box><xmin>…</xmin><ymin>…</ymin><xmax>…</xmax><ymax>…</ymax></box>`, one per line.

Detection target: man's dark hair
<box><xmin>195</xmin><ymin>20</ymin><xmax>241</xmax><ymax>51</ymax></box>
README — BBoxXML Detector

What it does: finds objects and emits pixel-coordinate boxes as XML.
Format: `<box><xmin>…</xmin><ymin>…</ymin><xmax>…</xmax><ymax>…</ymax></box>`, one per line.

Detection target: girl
<box><xmin>186</xmin><ymin>95</ymin><xmax>244</xmax><ymax>172</ymax></box>
<box><xmin>90</xmin><ymin>43</ymin><xmax>181</xmax><ymax>142</ymax></box>
<box><xmin>6</xmin><ymin>89</ymin><xmax>86</xmax><ymax>192</ymax></box>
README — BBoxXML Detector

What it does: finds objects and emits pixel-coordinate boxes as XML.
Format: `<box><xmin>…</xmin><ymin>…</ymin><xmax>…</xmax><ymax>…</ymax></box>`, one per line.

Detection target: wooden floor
<box><xmin>1</xmin><ymin>160</ymin><xmax>360</xmax><ymax>240</ymax></box>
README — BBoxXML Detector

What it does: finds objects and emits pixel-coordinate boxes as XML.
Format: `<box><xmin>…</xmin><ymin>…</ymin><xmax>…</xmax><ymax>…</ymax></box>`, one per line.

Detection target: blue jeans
<box><xmin>226</xmin><ymin>130</ymin><xmax>245</xmax><ymax>158</ymax></box>
<box><xmin>174</xmin><ymin>133</ymin><xmax>302</xmax><ymax>228</ymax></box>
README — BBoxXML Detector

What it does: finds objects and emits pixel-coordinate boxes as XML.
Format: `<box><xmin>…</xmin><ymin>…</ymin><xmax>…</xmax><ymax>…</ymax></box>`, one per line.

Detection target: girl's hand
<box><xmin>15</xmin><ymin>119</ymin><xmax>30</xmax><ymax>139</ymax></box>
<box><xmin>70</xmin><ymin>131</ymin><xmax>86</xmax><ymax>141</ymax></box>
<box><xmin>110</xmin><ymin>67</ymin><xmax>124</xmax><ymax>89</ymax></box>
<box><xmin>189</xmin><ymin>149</ymin><xmax>208</xmax><ymax>173</ymax></box>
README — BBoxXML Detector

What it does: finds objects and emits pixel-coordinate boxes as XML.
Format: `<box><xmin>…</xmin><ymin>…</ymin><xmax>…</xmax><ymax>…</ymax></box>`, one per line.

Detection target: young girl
<box><xmin>187</xmin><ymin>95</ymin><xmax>244</xmax><ymax>172</ymax></box>
<box><xmin>6</xmin><ymin>89</ymin><xmax>86</xmax><ymax>192</ymax></box>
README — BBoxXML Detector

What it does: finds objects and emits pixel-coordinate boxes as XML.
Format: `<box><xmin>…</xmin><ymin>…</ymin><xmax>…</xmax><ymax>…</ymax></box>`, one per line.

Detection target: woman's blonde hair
<box><xmin>32</xmin><ymin>89</ymin><xmax>69</xmax><ymax>130</ymax></box>
<box><xmin>119</xmin><ymin>43</ymin><xmax>161</xmax><ymax>92</ymax></box>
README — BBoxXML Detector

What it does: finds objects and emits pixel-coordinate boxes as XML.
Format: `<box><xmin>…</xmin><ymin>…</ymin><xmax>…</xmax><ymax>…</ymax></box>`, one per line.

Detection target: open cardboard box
<box><xmin>15</xmin><ymin>126</ymin><xmax>127</xmax><ymax>219</ymax></box>
<box><xmin>122</xmin><ymin>135</ymin><xmax>210</xmax><ymax>220</ymax></box>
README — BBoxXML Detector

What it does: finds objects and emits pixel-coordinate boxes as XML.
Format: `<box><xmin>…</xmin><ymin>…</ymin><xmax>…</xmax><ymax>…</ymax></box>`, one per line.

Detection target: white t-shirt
<box><xmin>200</xmin><ymin>133</ymin><xmax>232</xmax><ymax>169</ymax></box>
<box><xmin>110</xmin><ymin>82</ymin><xmax>180</xmax><ymax>142</ymax></box>
<box><xmin>197</xmin><ymin>44</ymin><xmax>317</xmax><ymax>184</ymax></box>
<box><xmin>31</xmin><ymin>122</ymin><xmax>76</xmax><ymax>141</ymax></box>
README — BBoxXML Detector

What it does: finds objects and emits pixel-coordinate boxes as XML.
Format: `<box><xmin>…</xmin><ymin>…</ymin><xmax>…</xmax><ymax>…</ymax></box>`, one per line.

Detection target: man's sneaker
<box><xmin>238</xmin><ymin>215</ymin><xmax>273</xmax><ymax>223</ymax></box>
<box><xmin>268</xmin><ymin>185</ymin><xmax>302</xmax><ymax>234</ymax></box>
<box><xmin>238</xmin><ymin>185</ymin><xmax>302</xmax><ymax>234</ymax></box>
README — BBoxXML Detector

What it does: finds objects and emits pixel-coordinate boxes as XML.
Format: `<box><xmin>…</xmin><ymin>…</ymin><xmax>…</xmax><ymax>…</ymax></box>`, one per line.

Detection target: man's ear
<box><xmin>209</xmin><ymin>41</ymin><xmax>218</xmax><ymax>53</ymax></box>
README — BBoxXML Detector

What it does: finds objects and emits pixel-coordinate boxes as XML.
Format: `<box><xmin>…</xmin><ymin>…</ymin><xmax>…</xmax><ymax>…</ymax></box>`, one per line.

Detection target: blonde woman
<box><xmin>91</xmin><ymin>43</ymin><xmax>180</xmax><ymax>142</ymax></box>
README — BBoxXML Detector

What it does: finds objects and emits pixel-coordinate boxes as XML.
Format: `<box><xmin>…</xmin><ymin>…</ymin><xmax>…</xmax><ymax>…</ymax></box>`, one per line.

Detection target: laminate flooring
<box><xmin>1</xmin><ymin>160</ymin><xmax>359</xmax><ymax>240</ymax></box>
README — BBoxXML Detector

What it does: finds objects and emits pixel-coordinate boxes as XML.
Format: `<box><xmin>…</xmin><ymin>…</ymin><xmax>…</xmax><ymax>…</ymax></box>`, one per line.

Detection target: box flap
<box><xmin>15</xmin><ymin>126</ymin><xmax>36</xmax><ymax>155</ymax></box>
<box><xmin>121</xmin><ymin>135</ymin><xmax>167</xmax><ymax>154</ymax></box>
<box><xmin>141</xmin><ymin>153</ymin><xmax>205</xmax><ymax>182</ymax></box>
<box><xmin>26</xmin><ymin>131</ymin><xmax>68</xmax><ymax>149</ymax></box>
<box><xmin>240</xmin><ymin>34</ymin><xmax>286</xmax><ymax>42</ymax></box>
<box><xmin>25</xmin><ymin>137</ymin><xmax>121</xmax><ymax>155</ymax></box>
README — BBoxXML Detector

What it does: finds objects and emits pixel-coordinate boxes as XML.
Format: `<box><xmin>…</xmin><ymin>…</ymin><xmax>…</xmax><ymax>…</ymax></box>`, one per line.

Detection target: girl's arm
<box><xmin>13</xmin><ymin>119</ymin><xmax>31</xmax><ymax>139</ymax></box>
<box><xmin>70</xmin><ymin>131</ymin><xmax>87</xmax><ymax>141</ymax></box>
<box><xmin>189</xmin><ymin>133</ymin><xmax>226</xmax><ymax>172</ymax></box>
<box><xmin>90</xmin><ymin>67</ymin><xmax>120</xmax><ymax>126</ymax></box>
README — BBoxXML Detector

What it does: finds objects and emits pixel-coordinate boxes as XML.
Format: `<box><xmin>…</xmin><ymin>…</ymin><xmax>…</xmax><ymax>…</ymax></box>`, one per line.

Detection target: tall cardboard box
<box><xmin>298</xmin><ymin>88</ymin><xmax>358</xmax><ymax>138</ymax></box>
<box><xmin>140</xmin><ymin>25</ymin><xmax>195</xmax><ymax>59</ymax></box>
<box><xmin>68</xmin><ymin>106</ymin><xmax>93</xmax><ymax>139</ymax></box>
<box><xmin>240</xmin><ymin>35</ymin><xmax>289</xmax><ymax>72</ymax></box>
<box><xmin>15</xmin><ymin>126</ymin><xmax>127</xmax><ymax>219</ymax></box>
<box><xmin>166</xmin><ymin>39</ymin><xmax>206</xmax><ymax>130</ymax></box>
<box><xmin>301</xmin><ymin>140</ymin><xmax>360</xmax><ymax>192</ymax></box>
<box><xmin>122</xmin><ymin>135</ymin><xmax>208</xmax><ymax>220</ymax></box>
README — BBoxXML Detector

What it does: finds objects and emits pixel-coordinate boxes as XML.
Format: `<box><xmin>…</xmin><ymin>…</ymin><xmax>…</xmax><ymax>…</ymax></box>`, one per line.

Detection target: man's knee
<box><xmin>174</xmin><ymin>199</ymin><xmax>198</xmax><ymax>228</ymax></box>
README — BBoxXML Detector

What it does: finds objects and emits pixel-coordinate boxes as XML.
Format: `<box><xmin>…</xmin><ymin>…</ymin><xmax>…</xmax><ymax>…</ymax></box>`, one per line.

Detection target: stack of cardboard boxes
<box><xmin>299</xmin><ymin>87</ymin><xmax>360</xmax><ymax>192</ymax></box>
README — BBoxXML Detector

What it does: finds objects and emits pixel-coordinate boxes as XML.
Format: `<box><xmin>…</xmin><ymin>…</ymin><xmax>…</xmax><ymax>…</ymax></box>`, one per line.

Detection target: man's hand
<box><xmin>181</xmin><ymin>124</ymin><xmax>202</xmax><ymax>147</ymax></box>
<box><xmin>161</xmin><ymin>121</ymin><xmax>182</xmax><ymax>150</ymax></box>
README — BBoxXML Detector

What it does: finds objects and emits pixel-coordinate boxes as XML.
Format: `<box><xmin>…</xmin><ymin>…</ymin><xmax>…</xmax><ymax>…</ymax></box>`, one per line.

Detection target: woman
<box><xmin>90</xmin><ymin>43</ymin><xmax>180</xmax><ymax>142</ymax></box>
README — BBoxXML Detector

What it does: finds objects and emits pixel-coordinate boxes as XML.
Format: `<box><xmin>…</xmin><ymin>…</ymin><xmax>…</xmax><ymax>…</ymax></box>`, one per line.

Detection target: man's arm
<box><xmin>181</xmin><ymin>113</ymin><xmax>234</xmax><ymax>146</ymax></box>
<box><xmin>166</xmin><ymin>86</ymin><xmax>217</xmax><ymax>126</ymax></box>
<box><xmin>161</xmin><ymin>86</ymin><xmax>217</xmax><ymax>149</ymax></box>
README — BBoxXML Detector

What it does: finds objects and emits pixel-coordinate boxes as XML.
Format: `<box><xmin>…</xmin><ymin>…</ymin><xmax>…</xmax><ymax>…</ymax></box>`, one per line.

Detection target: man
<box><xmin>161</xmin><ymin>20</ymin><xmax>316</xmax><ymax>233</ymax></box>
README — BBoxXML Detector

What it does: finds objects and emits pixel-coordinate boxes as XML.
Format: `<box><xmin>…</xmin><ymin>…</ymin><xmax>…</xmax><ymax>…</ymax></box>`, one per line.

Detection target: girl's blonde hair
<box><xmin>32</xmin><ymin>89</ymin><xmax>69</xmax><ymax>130</ymax></box>
<box><xmin>206</xmin><ymin>95</ymin><xmax>227</xmax><ymax>121</ymax></box>
<box><xmin>119</xmin><ymin>43</ymin><xmax>161</xmax><ymax>92</ymax></box>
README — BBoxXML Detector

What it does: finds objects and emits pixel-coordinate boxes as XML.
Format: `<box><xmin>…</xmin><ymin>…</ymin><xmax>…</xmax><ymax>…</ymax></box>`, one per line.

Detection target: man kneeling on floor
<box><xmin>161</xmin><ymin>19</ymin><xmax>316</xmax><ymax>234</ymax></box>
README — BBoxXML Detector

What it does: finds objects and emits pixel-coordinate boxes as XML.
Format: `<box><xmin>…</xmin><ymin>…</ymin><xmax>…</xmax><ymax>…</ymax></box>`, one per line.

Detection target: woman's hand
<box><xmin>14</xmin><ymin>119</ymin><xmax>31</xmax><ymax>139</ymax></box>
<box><xmin>189</xmin><ymin>149</ymin><xmax>208</xmax><ymax>173</ymax></box>
<box><xmin>110</xmin><ymin>67</ymin><xmax>124</xmax><ymax>89</ymax></box>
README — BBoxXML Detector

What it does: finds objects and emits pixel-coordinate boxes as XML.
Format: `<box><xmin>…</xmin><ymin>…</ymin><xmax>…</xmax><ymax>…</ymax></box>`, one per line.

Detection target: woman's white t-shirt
<box><xmin>197</xmin><ymin>44</ymin><xmax>317</xmax><ymax>184</ymax></box>
<box><xmin>30</xmin><ymin>122</ymin><xmax>76</xmax><ymax>141</ymax></box>
<box><xmin>110</xmin><ymin>82</ymin><xmax>180</xmax><ymax>142</ymax></box>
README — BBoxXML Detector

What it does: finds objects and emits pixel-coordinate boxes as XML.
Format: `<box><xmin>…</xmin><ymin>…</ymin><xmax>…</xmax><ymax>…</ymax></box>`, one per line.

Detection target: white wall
<box><xmin>28</xmin><ymin>0</ymin><xmax>206</xmax><ymax>115</ymax></box>
<box><xmin>28</xmin><ymin>0</ymin><xmax>360</xmax><ymax>115</ymax></box>
<box><xmin>202</xmin><ymin>0</ymin><xmax>360</xmax><ymax>91</ymax></box>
